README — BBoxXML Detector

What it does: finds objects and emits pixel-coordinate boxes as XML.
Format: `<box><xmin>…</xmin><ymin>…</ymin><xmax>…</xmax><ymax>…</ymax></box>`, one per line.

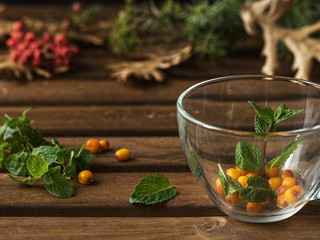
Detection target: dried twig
<box><xmin>107</xmin><ymin>44</ymin><xmax>193</xmax><ymax>83</ymax></box>
<box><xmin>241</xmin><ymin>0</ymin><xmax>320</xmax><ymax>80</ymax></box>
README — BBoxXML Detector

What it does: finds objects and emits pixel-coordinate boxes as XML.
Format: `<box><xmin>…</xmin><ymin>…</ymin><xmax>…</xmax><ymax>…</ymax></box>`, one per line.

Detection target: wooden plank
<box><xmin>54</xmin><ymin>137</ymin><xmax>189</xmax><ymax>172</ymax></box>
<box><xmin>0</xmin><ymin>78</ymin><xmax>199</xmax><ymax>106</ymax></box>
<box><xmin>0</xmin><ymin>106</ymin><xmax>178</xmax><ymax>136</ymax></box>
<box><xmin>0</xmin><ymin>216</ymin><xmax>319</xmax><ymax>240</ymax></box>
<box><xmin>0</xmin><ymin>172</ymin><xmax>318</xmax><ymax>217</ymax></box>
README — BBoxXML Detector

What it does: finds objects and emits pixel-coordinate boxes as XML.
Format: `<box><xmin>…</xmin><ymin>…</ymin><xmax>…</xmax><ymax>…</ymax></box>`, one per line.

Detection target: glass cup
<box><xmin>177</xmin><ymin>75</ymin><xmax>320</xmax><ymax>223</ymax></box>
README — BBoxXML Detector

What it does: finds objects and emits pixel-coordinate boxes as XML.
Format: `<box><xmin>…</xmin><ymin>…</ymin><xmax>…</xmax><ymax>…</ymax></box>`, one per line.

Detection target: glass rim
<box><xmin>177</xmin><ymin>74</ymin><xmax>320</xmax><ymax>137</ymax></box>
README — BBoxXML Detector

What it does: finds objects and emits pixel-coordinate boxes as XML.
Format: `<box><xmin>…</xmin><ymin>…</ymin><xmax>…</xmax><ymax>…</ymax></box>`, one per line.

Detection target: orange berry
<box><xmin>246</xmin><ymin>172</ymin><xmax>259</xmax><ymax>178</ymax></box>
<box><xmin>265</xmin><ymin>166</ymin><xmax>279</xmax><ymax>179</ymax></box>
<box><xmin>226</xmin><ymin>168</ymin><xmax>241</xmax><ymax>180</ymax></box>
<box><xmin>115</xmin><ymin>148</ymin><xmax>131</xmax><ymax>162</ymax></box>
<box><xmin>78</xmin><ymin>170</ymin><xmax>94</xmax><ymax>185</ymax></box>
<box><xmin>277</xmin><ymin>195</ymin><xmax>288</xmax><ymax>208</ymax></box>
<box><xmin>282</xmin><ymin>177</ymin><xmax>297</xmax><ymax>188</ymax></box>
<box><xmin>284</xmin><ymin>187</ymin><xmax>298</xmax><ymax>204</ymax></box>
<box><xmin>281</xmin><ymin>169</ymin><xmax>294</xmax><ymax>180</ymax></box>
<box><xmin>268</xmin><ymin>177</ymin><xmax>282</xmax><ymax>190</ymax></box>
<box><xmin>236</xmin><ymin>166</ymin><xmax>249</xmax><ymax>176</ymax></box>
<box><xmin>225</xmin><ymin>192</ymin><xmax>241</xmax><ymax>205</ymax></box>
<box><xmin>99</xmin><ymin>139</ymin><xmax>110</xmax><ymax>152</ymax></box>
<box><xmin>85</xmin><ymin>139</ymin><xmax>100</xmax><ymax>154</ymax></box>
<box><xmin>246</xmin><ymin>202</ymin><xmax>263</xmax><ymax>214</ymax></box>
<box><xmin>238</xmin><ymin>176</ymin><xmax>249</xmax><ymax>188</ymax></box>
<box><xmin>277</xmin><ymin>185</ymin><xmax>289</xmax><ymax>196</ymax></box>
<box><xmin>215</xmin><ymin>178</ymin><xmax>225</xmax><ymax>195</ymax></box>
<box><xmin>291</xmin><ymin>185</ymin><xmax>303</xmax><ymax>197</ymax></box>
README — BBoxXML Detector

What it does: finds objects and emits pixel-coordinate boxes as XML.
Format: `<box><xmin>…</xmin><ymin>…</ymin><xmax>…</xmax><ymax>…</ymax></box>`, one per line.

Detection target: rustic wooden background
<box><xmin>0</xmin><ymin>5</ymin><xmax>319</xmax><ymax>240</ymax></box>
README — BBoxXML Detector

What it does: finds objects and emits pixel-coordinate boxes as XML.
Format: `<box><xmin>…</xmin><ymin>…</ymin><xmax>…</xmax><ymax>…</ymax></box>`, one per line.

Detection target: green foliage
<box><xmin>239</xmin><ymin>176</ymin><xmax>277</xmax><ymax>202</ymax></box>
<box><xmin>235</xmin><ymin>142</ymin><xmax>262</xmax><ymax>172</ymax></box>
<box><xmin>217</xmin><ymin>164</ymin><xmax>242</xmax><ymax>197</ymax></box>
<box><xmin>267</xmin><ymin>137</ymin><xmax>303</xmax><ymax>170</ymax></box>
<box><xmin>129</xmin><ymin>173</ymin><xmax>178</xmax><ymax>204</ymax></box>
<box><xmin>109</xmin><ymin>0</ymin><xmax>320</xmax><ymax>59</ymax></box>
<box><xmin>188</xmin><ymin>151</ymin><xmax>202</xmax><ymax>180</ymax></box>
<box><xmin>0</xmin><ymin>109</ymin><xmax>95</xmax><ymax>198</ymax></box>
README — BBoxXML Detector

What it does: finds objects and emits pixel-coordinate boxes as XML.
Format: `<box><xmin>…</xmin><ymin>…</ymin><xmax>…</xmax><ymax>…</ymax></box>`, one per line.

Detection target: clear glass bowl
<box><xmin>177</xmin><ymin>75</ymin><xmax>320</xmax><ymax>223</ymax></box>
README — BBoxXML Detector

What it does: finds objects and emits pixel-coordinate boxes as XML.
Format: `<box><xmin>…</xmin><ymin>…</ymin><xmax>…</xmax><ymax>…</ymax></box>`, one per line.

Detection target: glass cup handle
<box><xmin>310</xmin><ymin>188</ymin><xmax>320</xmax><ymax>201</ymax></box>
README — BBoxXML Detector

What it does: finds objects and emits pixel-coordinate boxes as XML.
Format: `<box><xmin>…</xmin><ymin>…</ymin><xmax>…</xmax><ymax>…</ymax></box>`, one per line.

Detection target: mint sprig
<box><xmin>0</xmin><ymin>109</ymin><xmax>95</xmax><ymax>198</ymax></box>
<box><xmin>129</xmin><ymin>173</ymin><xmax>178</xmax><ymax>204</ymax></box>
<box><xmin>218</xmin><ymin>102</ymin><xmax>303</xmax><ymax>203</ymax></box>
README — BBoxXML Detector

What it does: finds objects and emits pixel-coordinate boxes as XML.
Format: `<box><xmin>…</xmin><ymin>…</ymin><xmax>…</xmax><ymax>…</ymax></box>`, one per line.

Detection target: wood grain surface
<box><xmin>0</xmin><ymin>4</ymin><xmax>319</xmax><ymax>240</ymax></box>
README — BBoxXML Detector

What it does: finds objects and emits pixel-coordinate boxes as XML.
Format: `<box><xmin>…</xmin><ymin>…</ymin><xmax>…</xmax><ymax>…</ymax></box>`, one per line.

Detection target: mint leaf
<box><xmin>8</xmin><ymin>174</ymin><xmax>37</xmax><ymax>183</ymax></box>
<box><xmin>239</xmin><ymin>176</ymin><xmax>277</xmax><ymax>202</ymax></box>
<box><xmin>73</xmin><ymin>149</ymin><xmax>94</xmax><ymax>170</ymax></box>
<box><xmin>267</xmin><ymin>137</ymin><xmax>303</xmax><ymax>169</ymax></box>
<box><xmin>187</xmin><ymin>151</ymin><xmax>202</xmax><ymax>180</ymax></box>
<box><xmin>274</xmin><ymin>104</ymin><xmax>303</xmax><ymax>125</ymax></box>
<box><xmin>64</xmin><ymin>165</ymin><xmax>78</xmax><ymax>181</ymax></box>
<box><xmin>31</xmin><ymin>145</ymin><xmax>59</xmax><ymax>165</ymax></box>
<box><xmin>0</xmin><ymin>142</ymin><xmax>9</xmax><ymax>168</ymax></box>
<box><xmin>5</xmin><ymin>151</ymin><xmax>29</xmax><ymax>176</ymax></box>
<box><xmin>235</xmin><ymin>142</ymin><xmax>262</xmax><ymax>172</ymax></box>
<box><xmin>57</xmin><ymin>148</ymin><xmax>73</xmax><ymax>165</ymax></box>
<box><xmin>26</xmin><ymin>155</ymin><xmax>48</xmax><ymax>179</ymax></box>
<box><xmin>129</xmin><ymin>173</ymin><xmax>178</xmax><ymax>204</ymax></box>
<box><xmin>43</xmin><ymin>166</ymin><xmax>73</xmax><ymax>198</ymax></box>
<box><xmin>217</xmin><ymin>168</ymin><xmax>242</xmax><ymax>197</ymax></box>
<box><xmin>248</xmin><ymin>101</ymin><xmax>274</xmax><ymax>124</ymax></box>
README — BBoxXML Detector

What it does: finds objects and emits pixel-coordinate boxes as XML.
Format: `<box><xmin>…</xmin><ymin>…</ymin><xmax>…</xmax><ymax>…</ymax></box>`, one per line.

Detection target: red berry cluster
<box><xmin>6</xmin><ymin>21</ymin><xmax>78</xmax><ymax>70</ymax></box>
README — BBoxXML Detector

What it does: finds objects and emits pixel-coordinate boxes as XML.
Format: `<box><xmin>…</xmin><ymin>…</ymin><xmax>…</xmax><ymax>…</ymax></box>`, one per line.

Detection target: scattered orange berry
<box><xmin>238</xmin><ymin>176</ymin><xmax>249</xmax><ymax>188</ymax></box>
<box><xmin>277</xmin><ymin>185</ymin><xmax>289</xmax><ymax>196</ymax></box>
<box><xmin>265</xmin><ymin>166</ymin><xmax>279</xmax><ymax>179</ymax></box>
<box><xmin>277</xmin><ymin>195</ymin><xmax>288</xmax><ymax>208</ymax></box>
<box><xmin>268</xmin><ymin>177</ymin><xmax>282</xmax><ymax>190</ymax></box>
<box><xmin>246</xmin><ymin>172</ymin><xmax>259</xmax><ymax>178</ymax></box>
<box><xmin>85</xmin><ymin>139</ymin><xmax>100</xmax><ymax>154</ymax></box>
<box><xmin>236</xmin><ymin>166</ymin><xmax>248</xmax><ymax>176</ymax></box>
<box><xmin>246</xmin><ymin>202</ymin><xmax>263</xmax><ymax>214</ymax></box>
<box><xmin>281</xmin><ymin>169</ymin><xmax>294</xmax><ymax>180</ymax></box>
<box><xmin>99</xmin><ymin>139</ymin><xmax>110</xmax><ymax>152</ymax></box>
<box><xmin>78</xmin><ymin>170</ymin><xmax>94</xmax><ymax>185</ymax></box>
<box><xmin>282</xmin><ymin>177</ymin><xmax>297</xmax><ymax>188</ymax></box>
<box><xmin>226</xmin><ymin>168</ymin><xmax>241</xmax><ymax>180</ymax></box>
<box><xmin>284</xmin><ymin>187</ymin><xmax>298</xmax><ymax>204</ymax></box>
<box><xmin>225</xmin><ymin>192</ymin><xmax>241</xmax><ymax>205</ymax></box>
<box><xmin>215</xmin><ymin>178</ymin><xmax>225</xmax><ymax>195</ymax></box>
<box><xmin>115</xmin><ymin>148</ymin><xmax>131</xmax><ymax>162</ymax></box>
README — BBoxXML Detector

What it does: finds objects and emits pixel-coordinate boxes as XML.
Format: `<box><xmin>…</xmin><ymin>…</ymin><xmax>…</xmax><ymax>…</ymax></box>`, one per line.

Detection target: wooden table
<box><xmin>0</xmin><ymin>5</ymin><xmax>319</xmax><ymax>240</ymax></box>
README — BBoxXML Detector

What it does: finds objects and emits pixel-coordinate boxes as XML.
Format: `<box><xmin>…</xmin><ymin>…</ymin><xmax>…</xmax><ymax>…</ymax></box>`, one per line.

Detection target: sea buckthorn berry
<box><xmin>282</xmin><ymin>177</ymin><xmax>297</xmax><ymax>188</ymax></box>
<box><xmin>99</xmin><ymin>140</ymin><xmax>110</xmax><ymax>152</ymax></box>
<box><xmin>115</xmin><ymin>148</ymin><xmax>131</xmax><ymax>162</ymax></box>
<box><xmin>284</xmin><ymin>187</ymin><xmax>298</xmax><ymax>204</ymax></box>
<box><xmin>265</xmin><ymin>166</ymin><xmax>279</xmax><ymax>179</ymax></box>
<box><xmin>226</xmin><ymin>168</ymin><xmax>241</xmax><ymax>180</ymax></box>
<box><xmin>236</xmin><ymin>166</ymin><xmax>248</xmax><ymax>176</ymax></box>
<box><xmin>268</xmin><ymin>177</ymin><xmax>282</xmax><ymax>190</ymax></box>
<box><xmin>246</xmin><ymin>172</ymin><xmax>259</xmax><ymax>178</ymax></box>
<box><xmin>238</xmin><ymin>176</ymin><xmax>248</xmax><ymax>188</ymax></box>
<box><xmin>277</xmin><ymin>185</ymin><xmax>289</xmax><ymax>196</ymax></box>
<box><xmin>277</xmin><ymin>195</ymin><xmax>288</xmax><ymax>208</ymax></box>
<box><xmin>246</xmin><ymin>202</ymin><xmax>263</xmax><ymax>214</ymax></box>
<box><xmin>225</xmin><ymin>192</ymin><xmax>241</xmax><ymax>205</ymax></box>
<box><xmin>215</xmin><ymin>178</ymin><xmax>225</xmax><ymax>195</ymax></box>
<box><xmin>291</xmin><ymin>185</ymin><xmax>303</xmax><ymax>197</ymax></box>
<box><xmin>281</xmin><ymin>169</ymin><xmax>294</xmax><ymax>180</ymax></box>
<box><xmin>78</xmin><ymin>170</ymin><xmax>94</xmax><ymax>185</ymax></box>
<box><xmin>85</xmin><ymin>139</ymin><xmax>100</xmax><ymax>154</ymax></box>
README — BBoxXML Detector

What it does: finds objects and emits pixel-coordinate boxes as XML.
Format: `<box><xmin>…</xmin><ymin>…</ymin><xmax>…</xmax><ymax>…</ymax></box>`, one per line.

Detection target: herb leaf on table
<box><xmin>129</xmin><ymin>173</ymin><xmax>178</xmax><ymax>205</ymax></box>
